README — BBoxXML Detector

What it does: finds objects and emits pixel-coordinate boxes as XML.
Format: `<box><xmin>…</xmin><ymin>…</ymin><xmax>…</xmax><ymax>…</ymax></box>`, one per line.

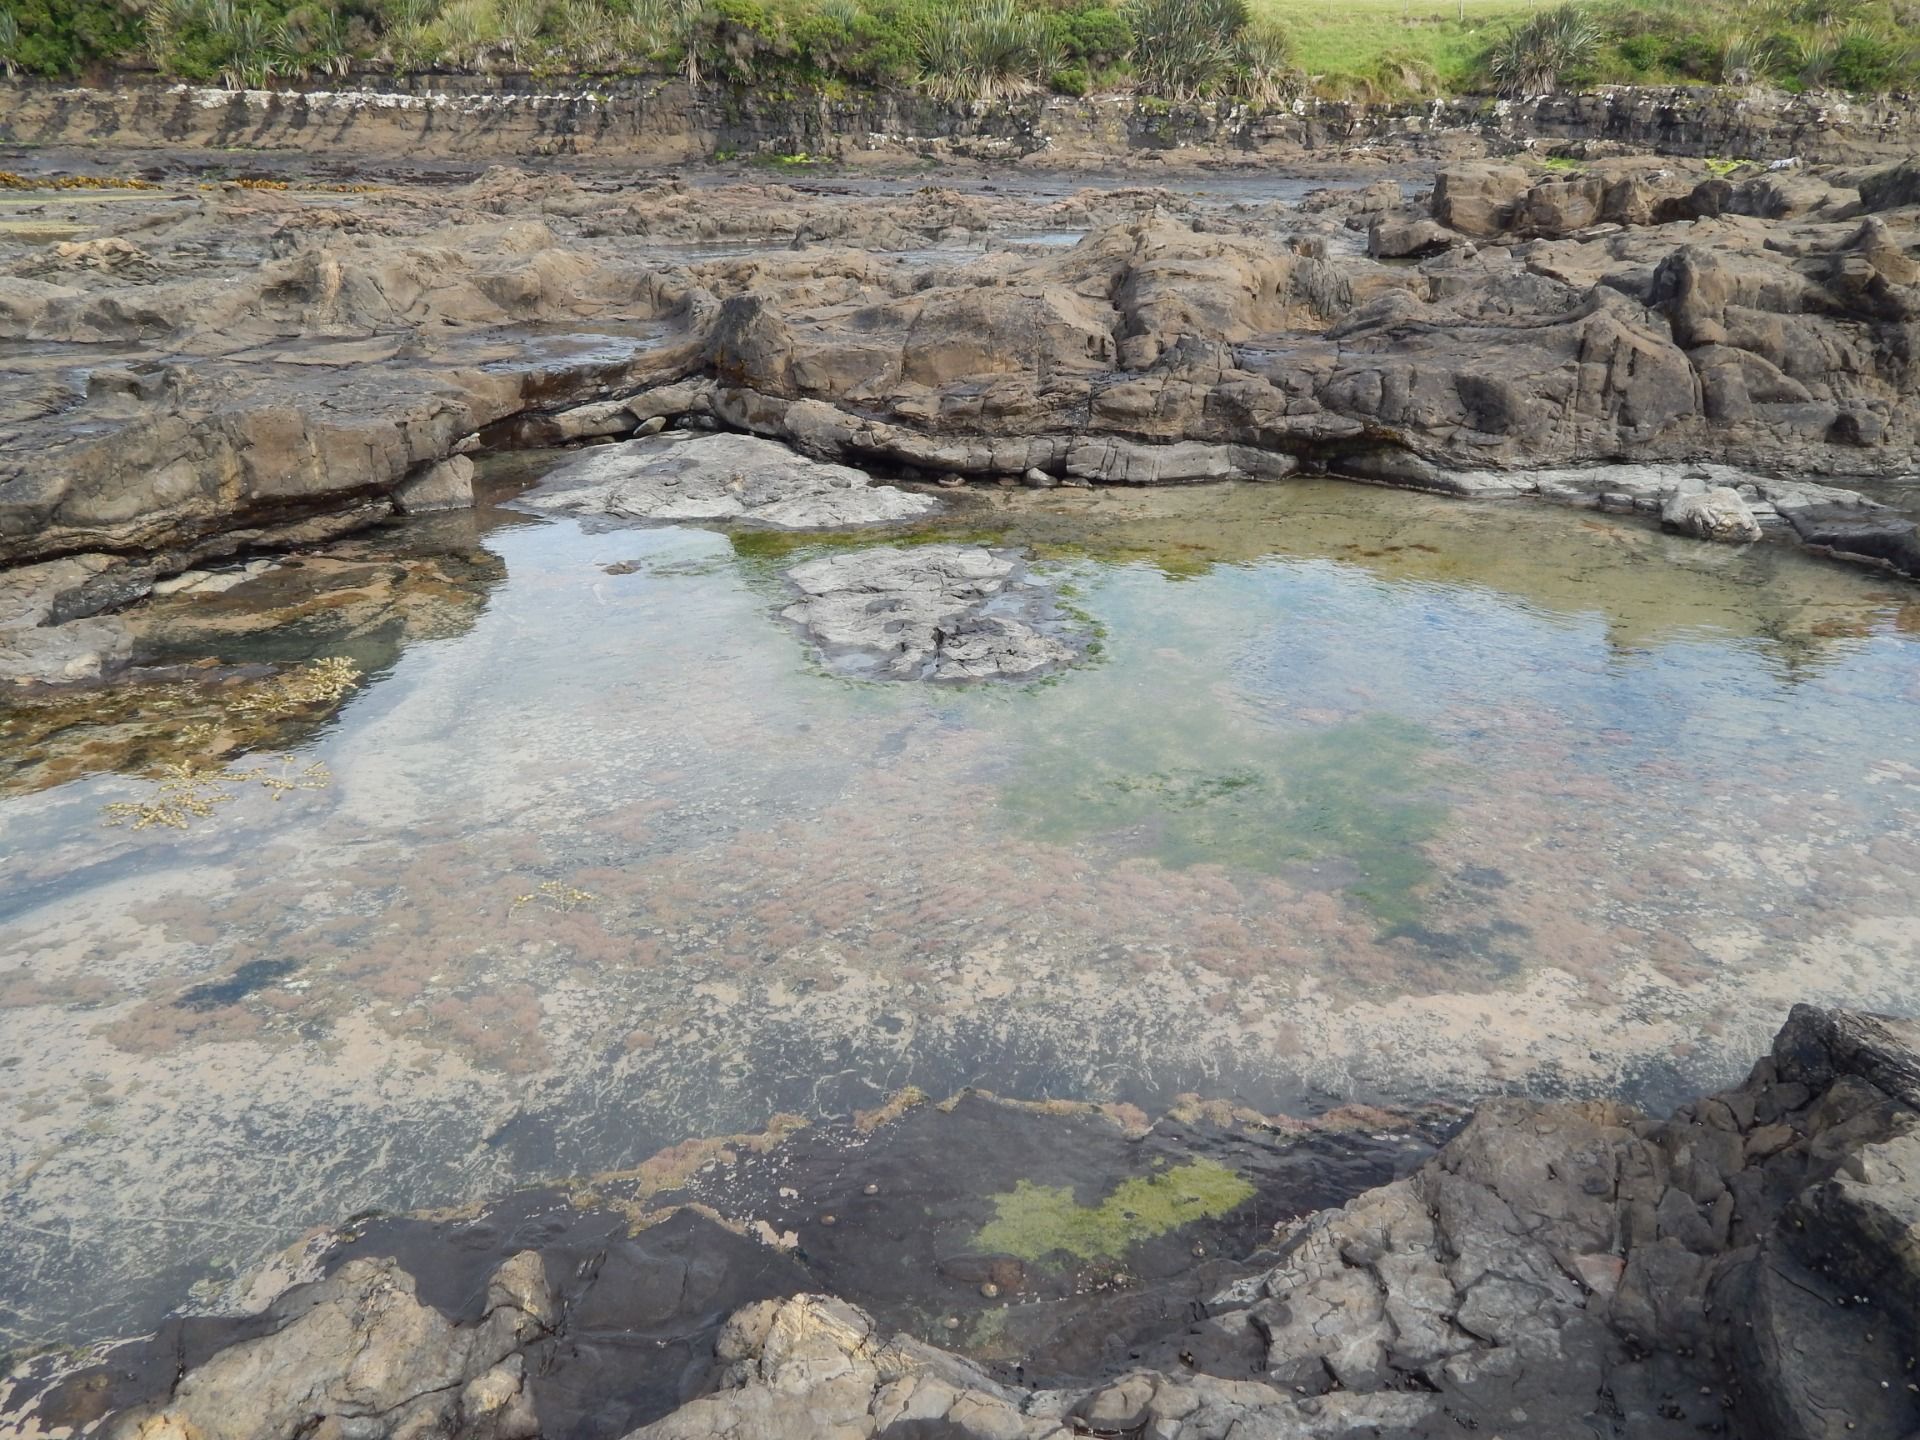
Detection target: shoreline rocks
<box><xmin>8</xmin><ymin>78</ymin><xmax>1920</xmax><ymax>168</ymax></box>
<box><xmin>23</xmin><ymin>1005</ymin><xmax>1920</xmax><ymax>1439</ymax></box>
<box><xmin>6</xmin><ymin>149</ymin><xmax>1920</xmax><ymax>687</ymax></box>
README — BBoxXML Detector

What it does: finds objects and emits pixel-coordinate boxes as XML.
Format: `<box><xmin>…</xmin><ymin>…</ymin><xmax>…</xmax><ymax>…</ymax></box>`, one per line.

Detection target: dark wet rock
<box><xmin>638</xmin><ymin>1006</ymin><xmax>1920</xmax><ymax>1440</ymax></box>
<box><xmin>521</xmin><ymin>431</ymin><xmax>937</xmax><ymax>529</ymax></box>
<box><xmin>1784</xmin><ymin>502</ymin><xmax>1920</xmax><ymax>575</ymax></box>
<box><xmin>780</xmin><ymin>544</ymin><xmax>1082</xmax><ymax>682</ymax></box>
<box><xmin>30</xmin><ymin>1007</ymin><xmax>1920</xmax><ymax>1440</ymax></box>
<box><xmin>17</xmin><ymin>1093</ymin><xmax>1445</xmax><ymax>1438</ymax></box>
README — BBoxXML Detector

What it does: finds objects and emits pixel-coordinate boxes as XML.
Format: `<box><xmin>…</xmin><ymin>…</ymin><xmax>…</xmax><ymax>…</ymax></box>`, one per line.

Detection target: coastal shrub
<box><xmin>1337</xmin><ymin>45</ymin><xmax>1440</xmax><ymax>97</ymax></box>
<box><xmin>1485</xmin><ymin>3</ymin><xmax>1599</xmax><ymax>95</ymax></box>
<box><xmin>915</xmin><ymin>0</ymin><xmax>1055</xmax><ymax>101</ymax></box>
<box><xmin>1235</xmin><ymin>16</ymin><xmax>1296</xmax><ymax>102</ymax></box>
<box><xmin>275</xmin><ymin>4</ymin><xmax>354</xmax><ymax>75</ymax></box>
<box><xmin>1124</xmin><ymin>0</ymin><xmax>1244</xmax><ymax>97</ymax></box>
<box><xmin>1718</xmin><ymin>30</ymin><xmax>1773</xmax><ymax>83</ymax></box>
<box><xmin>1825</xmin><ymin>23</ymin><xmax>1903</xmax><ymax>88</ymax></box>
<box><xmin>1057</xmin><ymin>0</ymin><xmax>1126</xmax><ymax>67</ymax></box>
<box><xmin>1</xmin><ymin>0</ymin><xmax>148</xmax><ymax>74</ymax></box>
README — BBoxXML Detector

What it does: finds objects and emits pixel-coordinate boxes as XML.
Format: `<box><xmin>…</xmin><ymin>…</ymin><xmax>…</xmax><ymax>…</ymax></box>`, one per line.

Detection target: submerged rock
<box><xmin>521</xmin><ymin>432</ymin><xmax>938</xmax><ymax>529</ymax></box>
<box><xmin>781</xmin><ymin>544</ymin><xmax>1084</xmax><ymax>682</ymax></box>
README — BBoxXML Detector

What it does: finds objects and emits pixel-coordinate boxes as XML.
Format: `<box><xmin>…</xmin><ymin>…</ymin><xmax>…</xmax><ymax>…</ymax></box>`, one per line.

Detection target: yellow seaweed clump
<box><xmin>0</xmin><ymin>172</ymin><xmax>161</xmax><ymax>190</ymax></box>
<box><xmin>102</xmin><ymin>762</ymin><xmax>236</xmax><ymax>832</ymax></box>
<box><xmin>101</xmin><ymin>756</ymin><xmax>333</xmax><ymax>831</ymax></box>
<box><xmin>228</xmin><ymin>657</ymin><xmax>361</xmax><ymax>719</ymax></box>
<box><xmin>510</xmin><ymin>880</ymin><xmax>598</xmax><ymax>916</ymax></box>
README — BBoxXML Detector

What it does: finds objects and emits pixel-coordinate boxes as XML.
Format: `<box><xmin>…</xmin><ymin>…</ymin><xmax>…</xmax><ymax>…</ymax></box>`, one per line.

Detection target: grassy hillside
<box><xmin>3</xmin><ymin>0</ymin><xmax>1917</xmax><ymax>100</ymax></box>
<box><xmin>1258</xmin><ymin>0</ymin><xmax>1539</xmax><ymax>97</ymax></box>
<box><xmin>1268</xmin><ymin>0</ymin><xmax>1920</xmax><ymax>98</ymax></box>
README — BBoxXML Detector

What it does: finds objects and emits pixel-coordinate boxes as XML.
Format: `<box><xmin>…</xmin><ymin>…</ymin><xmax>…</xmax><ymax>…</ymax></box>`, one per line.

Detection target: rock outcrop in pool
<box><xmin>521</xmin><ymin>431</ymin><xmax>939</xmax><ymax>529</ymax></box>
<box><xmin>781</xmin><ymin>544</ymin><xmax>1087</xmax><ymax>682</ymax></box>
<box><xmin>27</xmin><ymin>1005</ymin><xmax>1920</xmax><ymax>1440</ymax></box>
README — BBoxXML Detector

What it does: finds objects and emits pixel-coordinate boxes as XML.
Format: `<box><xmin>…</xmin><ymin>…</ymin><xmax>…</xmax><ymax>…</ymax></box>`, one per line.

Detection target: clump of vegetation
<box><xmin>916</xmin><ymin>0</ymin><xmax>1055</xmax><ymax>102</ymax></box>
<box><xmin>102</xmin><ymin>755</ymin><xmax>332</xmax><ymax>829</ymax></box>
<box><xmin>1486</xmin><ymin>2</ymin><xmax>1597</xmax><ymax>93</ymax></box>
<box><xmin>510</xmin><ymin>879</ymin><xmax>599</xmax><ymax>914</ymax></box>
<box><xmin>0</xmin><ymin>170</ymin><xmax>160</xmax><ymax>188</ymax></box>
<box><xmin>1123</xmin><ymin>0</ymin><xmax>1299</xmax><ymax>101</ymax></box>
<box><xmin>1485</xmin><ymin>0</ymin><xmax>1920</xmax><ymax>93</ymax></box>
<box><xmin>103</xmin><ymin>761</ymin><xmax>238</xmax><ymax>831</ymax></box>
<box><xmin>228</xmin><ymin>655</ymin><xmax>361</xmax><ymax>718</ymax></box>
<box><xmin>1125</xmin><ymin>0</ymin><xmax>1241</xmax><ymax>97</ymax></box>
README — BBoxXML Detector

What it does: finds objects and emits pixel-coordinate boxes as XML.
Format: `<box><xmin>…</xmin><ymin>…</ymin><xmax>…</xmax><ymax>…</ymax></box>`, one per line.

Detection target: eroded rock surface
<box><xmin>521</xmin><ymin>431</ymin><xmax>938</xmax><ymax>529</ymax></box>
<box><xmin>781</xmin><ymin>544</ymin><xmax>1083</xmax><ymax>681</ymax></box>
<box><xmin>639</xmin><ymin>1007</ymin><xmax>1920</xmax><ymax>1440</ymax></box>
<box><xmin>21</xmin><ymin>1006</ymin><xmax>1920</xmax><ymax>1440</ymax></box>
<box><xmin>6</xmin><ymin>153</ymin><xmax>1920</xmax><ymax>685</ymax></box>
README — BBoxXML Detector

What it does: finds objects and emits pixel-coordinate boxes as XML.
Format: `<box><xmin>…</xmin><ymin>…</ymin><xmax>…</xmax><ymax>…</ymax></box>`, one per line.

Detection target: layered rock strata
<box><xmin>7</xmin><ymin>155</ymin><xmax>1920</xmax><ymax>684</ymax></box>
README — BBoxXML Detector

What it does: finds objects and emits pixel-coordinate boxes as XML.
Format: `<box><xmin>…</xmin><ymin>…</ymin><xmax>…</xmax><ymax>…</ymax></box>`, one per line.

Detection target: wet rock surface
<box><xmin>521</xmin><ymin>431</ymin><xmax>938</xmax><ymax>529</ymax></box>
<box><xmin>17</xmin><ymin>1006</ymin><xmax>1920</xmax><ymax>1439</ymax></box>
<box><xmin>781</xmin><ymin>544</ymin><xmax>1085</xmax><ymax>681</ymax></box>
<box><xmin>6</xmin><ymin>150</ymin><xmax>1920</xmax><ymax>685</ymax></box>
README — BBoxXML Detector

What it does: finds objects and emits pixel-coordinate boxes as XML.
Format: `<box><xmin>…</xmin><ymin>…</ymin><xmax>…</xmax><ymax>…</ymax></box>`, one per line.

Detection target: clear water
<box><xmin>3</xmin><ymin>476</ymin><xmax>1919</xmax><ymax>1353</ymax></box>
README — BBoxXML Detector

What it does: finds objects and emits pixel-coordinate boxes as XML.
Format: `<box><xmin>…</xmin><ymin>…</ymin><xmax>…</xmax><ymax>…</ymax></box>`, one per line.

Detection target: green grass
<box><xmin>1251</xmin><ymin>0</ymin><xmax>1920</xmax><ymax>97</ymax></box>
<box><xmin>8</xmin><ymin>0</ymin><xmax>1920</xmax><ymax>98</ymax></box>
<box><xmin>1254</xmin><ymin>0</ymin><xmax>1541</xmax><ymax>94</ymax></box>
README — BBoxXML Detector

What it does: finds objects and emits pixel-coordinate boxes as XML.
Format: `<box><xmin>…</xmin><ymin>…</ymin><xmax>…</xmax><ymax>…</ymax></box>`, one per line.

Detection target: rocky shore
<box><xmin>9</xmin><ymin>1004</ymin><xmax>1917</xmax><ymax>1439</ymax></box>
<box><xmin>6</xmin><ymin>147</ymin><xmax>1920</xmax><ymax>688</ymax></box>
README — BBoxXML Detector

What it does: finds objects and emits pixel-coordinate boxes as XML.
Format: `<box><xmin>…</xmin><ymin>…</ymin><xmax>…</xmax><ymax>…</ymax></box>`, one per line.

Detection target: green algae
<box><xmin>975</xmin><ymin>1159</ymin><xmax>1256</xmax><ymax>1263</ymax></box>
<box><xmin>1004</xmin><ymin>710</ymin><xmax>1452</xmax><ymax>927</ymax></box>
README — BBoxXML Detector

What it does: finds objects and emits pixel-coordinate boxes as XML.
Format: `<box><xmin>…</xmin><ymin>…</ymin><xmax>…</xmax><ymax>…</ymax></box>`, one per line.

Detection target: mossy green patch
<box><xmin>975</xmin><ymin>1159</ymin><xmax>1255</xmax><ymax>1263</ymax></box>
<box><xmin>1005</xmin><ymin>710</ymin><xmax>1451</xmax><ymax>927</ymax></box>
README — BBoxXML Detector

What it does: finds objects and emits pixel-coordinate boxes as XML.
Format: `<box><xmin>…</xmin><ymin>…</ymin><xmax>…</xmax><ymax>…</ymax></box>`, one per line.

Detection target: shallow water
<box><xmin>4</xmin><ymin>476</ymin><xmax>1920</xmax><ymax>1354</ymax></box>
